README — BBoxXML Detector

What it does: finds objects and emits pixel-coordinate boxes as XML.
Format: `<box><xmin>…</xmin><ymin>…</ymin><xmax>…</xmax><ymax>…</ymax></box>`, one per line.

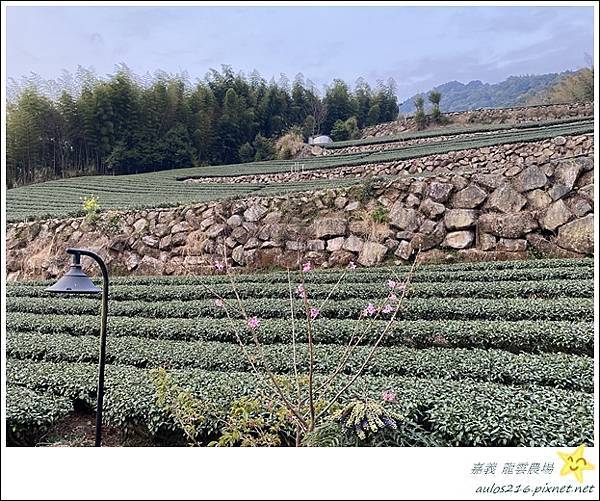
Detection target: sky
<box><xmin>5</xmin><ymin>4</ymin><xmax>595</xmax><ymax>101</ymax></box>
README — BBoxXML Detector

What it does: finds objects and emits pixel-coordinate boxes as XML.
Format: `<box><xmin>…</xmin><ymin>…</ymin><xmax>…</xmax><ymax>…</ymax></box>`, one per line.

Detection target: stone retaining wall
<box><xmin>184</xmin><ymin>135</ymin><xmax>592</xmax><ymax>185</ymax></box>
<box><xmin>321</xmin><ymin>129</ymin><xmax>500</xmax><ymax>156</ymax></box>
<box><xmin>6</xmin><ymin>155</ymin><xmax>594</xmax><ymax>281</ymax></box>
<box><xmin>361</xmin><ymin>102</ymin><xmax>593</xmax><ymax>138</ymax></box>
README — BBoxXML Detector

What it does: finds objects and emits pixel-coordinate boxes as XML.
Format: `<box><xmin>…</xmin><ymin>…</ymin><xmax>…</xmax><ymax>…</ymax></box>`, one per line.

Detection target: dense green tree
<box><xmin>106</xmin><ymin>141</ymin><xmax>142</xmax><ymax>174</ymax></box>
<box><xmin>57</xmin><ymin>91</ymin><xmax>85</xmax><ymax>174</ymax></box>
<box><xmin>6</xmin><ymin>65</ymin><xmax>401</xmax><ymax>187</ymax></box>
<box><xmin>6</xmin><ymin>99</ymin><xmax>38</xmax><ymax>186</ymax></box>
<box><xmin>252</xmin><ymin>133</ymin><xmax>275</xmax><ymax>161</ymax></box>
<box><xmin>290</xmin><ymin>73</ymin><xmax>311</xmax><ymax>125</ymax></box>
<box><xmin>218</xmin><ymin>88</ymin><xmax>244</xmax><ymax>164</ymax></box>
<box><xmin>108</xmin><ymin>72</ymin><xmax>139</xmax><ymax>146</ymax></box>
<box><xmin>302</xmin><ymin>115</ymin><xmax>316</xmax><ymax>140</ymax></box>
<box><xmin>413</xmin><ymin>96</ymin><xmax>426</xmax><ymax>130</ymax></box>
<box><xmin>366</xmin><ymin>104</ymin><xmax>381</xmax><ymax>126</ymax></box>
<box><xmin>323</xmin><ymin>79</ymin><xmax>357</xmax><ymax>134</ymax></box>
<box><xmin>330</xmin><ymin>117</ymin><xmax>359</xmax><ymax>141</ymax></box>
<box><xmin>6</xmin><ymin>88</ymin><xmax>62</xmax><ymax>184</ymax></box>
<box><xmin>238</xmin><ymin>142</ymin><xmax>255</xmax><ymax>163</ymax></box>
<box><xmin>354</xmin><ymin>79</ymin><xmax>372</xmax><ymax>128</ymax></box>
<box><xmin>190</xmin><ymin>83</ymin><xmax>218</xmax><ymax>164</ymax></box>
<box><xmin>93</xmin><ymin>84</ymin><xmax>116</xmax><ymax>172</ymax></box>
<box><xmin>161</xmin><ymin>124</ymin><xmax>196</xmax><ymax>168</ymax></box>
<box><xmin>376</xmin><ymin>78</ymin><xmax>400</xmax><ymax>122</ymax></box>
<box><xmin>330</xmin><ymin>120</ymin><xmax>349</xmax><ymax>141</ymax></box>
<box><xmin>428</xmin><ymin>91</ymin><xmax>442</xmax><ymax>123</ymax></box>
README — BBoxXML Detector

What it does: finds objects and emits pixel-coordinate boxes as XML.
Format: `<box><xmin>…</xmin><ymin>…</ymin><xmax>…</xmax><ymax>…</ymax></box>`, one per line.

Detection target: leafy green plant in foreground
<box><xmin>149</xmin><ymin>368</ymin><xmax>422</xmax><ymax>447</ymax></box>
<box><xmin>334</xmin><ymin>397</ymin><xmax>404</xmax><ymax>441</ymax></box>
<box><xmin>150</xmin><ymin>367</ymin><xmax>207</xmax><ymax>445</ymax></box>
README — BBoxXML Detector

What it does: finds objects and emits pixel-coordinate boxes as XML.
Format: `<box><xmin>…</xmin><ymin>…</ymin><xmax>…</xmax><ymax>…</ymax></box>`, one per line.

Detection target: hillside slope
<box><xmin>5</xmin><ymin>117</ymin><xmax>593</xmax><ymax>222</ymax></box>
<box><xmin>399</xmin><ymin>72</ymin><xmax>570</xmax><ymax>113</ymax></box>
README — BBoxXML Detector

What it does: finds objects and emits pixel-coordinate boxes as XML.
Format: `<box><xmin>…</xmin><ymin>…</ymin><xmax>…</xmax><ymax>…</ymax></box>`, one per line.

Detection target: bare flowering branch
<box><xmin>305</xmin><ymin>265</ymin><xmax>408</xmax><ymax>406</ymax></box>
<box><xmin>199</xmin><ymin>238</ymin><xmax>420</xmax><ymax>443</ymax></box>
<box><xmin>195</xmin><ymin>242</ymin><xmax>310</xmax><ymax>430</ymax></box>
<box><xmin>316</xmin><ymin>251</ymin><xmax>421</xmax><ymax>419</ymax></box>
<box><xmin>299</xmin><ymin>262</ymin><xmax>316</xmax><ymax>431</ymax></box>
<box><xmin>282</xmin><ymin>259</ymin><xmax>416</xmax><ymax>418</ymax></box>
<box><xmin>316</xmin><ymin>267</ymin><xmax>348</xmax><ymax>312</ymax></box>
<box><xmin>225</xmin><ymin>265</ymin><xmax>309</xmax><ymax>430</ymax></box>
<box><xmin>286</xmin><ymin>268</ymin><xmax>301</xmax><ymax>413</ymax></box>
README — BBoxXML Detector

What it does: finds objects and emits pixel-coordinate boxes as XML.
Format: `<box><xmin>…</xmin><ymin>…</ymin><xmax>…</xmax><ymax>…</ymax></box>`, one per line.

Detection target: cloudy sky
<box><xmin>5</xmin><ymin>4</ymin><xmax>594</xmax><ymax>100</ymax></box>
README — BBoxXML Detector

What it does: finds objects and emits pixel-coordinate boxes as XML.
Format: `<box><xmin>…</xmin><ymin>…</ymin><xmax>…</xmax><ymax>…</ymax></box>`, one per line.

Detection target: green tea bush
<box><xmin>6</xmin><ymin>385</ymin><xmax>73</xmax><ymax>446</ymax></box>
<box><xmin>7</xmin><ymin>295</ymin><xmax>592</xmax><ymax>322</ymax></box>
<box><xmin>11</xmin><ymin>257</ymin><xmax>593</xmax><ymax>288</ymax></box>
<box><xmin>7</xmin><ymin>331</ymin><xmax>593</xmax><ymax>391</ymax></box>
<box><xmin>7</xmin><ymin>279</ymin><xmax>592</xmax><ymax>302</ymax></box>
<box><xmin>6</xmin><ymin>313</ymin><xmax>593</xmax><ymax>354</ymax></box>
<box><xmin>7</xmin><ymin>359</ymin><xmax>593</xmax><ymax>447</ymax></box>
<box><xmin>5</xmin><ymin>257</ymin><xmax>594</xmax><ymax>446</ymax></box>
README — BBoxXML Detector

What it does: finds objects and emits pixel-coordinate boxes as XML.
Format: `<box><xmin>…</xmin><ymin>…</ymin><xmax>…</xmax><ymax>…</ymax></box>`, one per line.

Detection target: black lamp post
<box><xmin>46</xmin><ymin>248</ymin><xmax>109</xmax><ymax>447</ymax></box>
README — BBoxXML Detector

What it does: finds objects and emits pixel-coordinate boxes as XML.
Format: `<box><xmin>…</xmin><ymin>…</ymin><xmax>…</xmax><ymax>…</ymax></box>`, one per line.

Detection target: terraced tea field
<box><xmin>6</xmin><ymin>258</ymin><xmax>594</xmax><ymax>446</ymax></box>
<box><xmin>6</xmin><ymin>118</ymin><xmax>593</xmax><ymax>222</ymax></box>
<box><xmin>321</xmin><ymin>115</ymin><xmax>594</xmax><ymax>150</ymax></box>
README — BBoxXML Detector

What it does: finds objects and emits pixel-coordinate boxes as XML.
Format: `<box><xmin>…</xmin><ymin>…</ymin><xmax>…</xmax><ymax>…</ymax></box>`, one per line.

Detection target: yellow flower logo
<box><xmin>557</xmin><ymin>444</ymin><xmax>595</xmax><ymax>484</ymax></box>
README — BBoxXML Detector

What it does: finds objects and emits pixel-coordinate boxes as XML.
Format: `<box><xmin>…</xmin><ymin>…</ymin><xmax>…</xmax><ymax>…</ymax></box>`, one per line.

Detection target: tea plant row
<box><xmin>7</xmin><ymin>360</ymin><xmax>593</xmax><ymax>447</ymax></box>
<box><xmin>7</xmin><ymin>313</ymin><xmax>592</xmax><ymax>355</ymax></box>
<box><xmin>7</xmin><ymin>330</ymin><xmax>593</xmax><ymax>392</ymax></box>
<box><xmin>323</xmin><ymin>115</ymin><xmax>593</xmax><ymax>149</ymax></box>
<box><xmin>7</xmin><ymin>295</ymin><xmax>593</xmax><ymax>322</ymax></box>
<box><xmin>11</xmin><ymin>261</ymin><xmax>593</xmax><ymax>288</ymax></box>
<box><xmin>7</xmin><ymin>279</ymin><xmax>592</xmax><ymax>301</ymax></box>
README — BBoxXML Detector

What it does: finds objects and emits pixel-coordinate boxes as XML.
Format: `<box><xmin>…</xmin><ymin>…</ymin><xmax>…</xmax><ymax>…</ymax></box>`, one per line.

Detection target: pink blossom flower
<box><xmin>363</xmin><ymin>303</ymin><xmax>377</xmax><ymax>317</ymax></box>
<box><xmin>387</xmin><ymin>279</ymin><xmax>397</xmax><ymax>289</ymax></box>
<box><xmin>388</xmin><ymin>293</ymin><xmax>398</xmax><ymax>302</ymax></box>
<box><xmin>214</xmin><ymin>261</ymin><xmax>224</xmax><ymax>271</ymax></box>
<box><xmin>347</xmin><ymin>261</ymin><xmax>357</xmax><ymax>270</ymax></box>
<box><xmin>302</xmin><ymin>262</ymin><xmax>312</xmax><ymax>273</ymax></box>
<box><xmin>214</xmin><ymin>298</ymin><xmax>225</xmax><ymax>308</ymax></box>
<box><xmin>297</xmin><ymin>284</ymin><xmax>305</xmax><ymax>298</ymax></box>
<box><xmin>383</xmin><ymin>389</ymin><xmax>396</xmax><ymax>402</ymax></box>
<box><xmin>382</xmin><ymin>304</ymin><xmax>394</xmax><ymax>314</ymax></box>
<box><xmin>310</xmin><ymin>307</ymin><xmax>320</xmax><ymax>320</ymax></box>
<box><xmin>247</xmin><ymin>316</ymin><xmax>260</xmax><ymax>330</ymax></box>
<box><xmin>396</xmin><ymin>282</ymin><xmax>406</xmax><ymax>291</ymax></box>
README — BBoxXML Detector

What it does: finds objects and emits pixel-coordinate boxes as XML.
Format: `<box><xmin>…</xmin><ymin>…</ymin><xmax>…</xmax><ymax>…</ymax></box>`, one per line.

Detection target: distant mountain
<box><xmin>399</xmin><ymin>72</ymin><xmax>573</xmax><ymax>114</ymax></box>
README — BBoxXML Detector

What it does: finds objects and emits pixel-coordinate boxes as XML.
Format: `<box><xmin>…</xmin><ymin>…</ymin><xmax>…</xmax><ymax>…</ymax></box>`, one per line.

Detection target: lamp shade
<box><xmin>46</xmin><ymin>264</ymin><xmax>101</xmax><ymax>294</ymax></box>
